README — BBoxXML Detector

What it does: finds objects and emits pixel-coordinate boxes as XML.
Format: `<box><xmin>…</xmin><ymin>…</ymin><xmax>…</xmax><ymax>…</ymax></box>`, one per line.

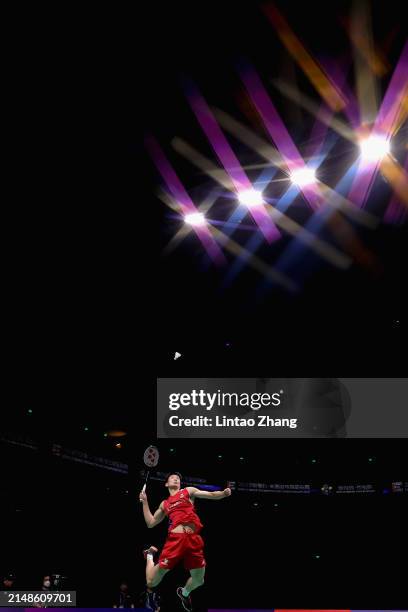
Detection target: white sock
<box><xmin>182</xmin><ymin>587</ymin><xmax>190</xmax><ymax>597</ymax></box>
<box><xmin>147</xmin><ymin>553</ymin><xmax>154</xmax><ymax>561</ymax></box>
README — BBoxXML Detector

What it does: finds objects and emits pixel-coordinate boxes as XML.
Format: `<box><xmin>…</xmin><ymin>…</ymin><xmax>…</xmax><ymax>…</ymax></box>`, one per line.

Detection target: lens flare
<box><xmin>290</xmin><ymin>168</ymin><xmax>317</xmax><ymax>187</ymax></box>
<box><xmin>359</xmin><ymin>135</ymin><xmax>390</xmax><ymax>162</ymax></box>
<box><xmin>238</xmin><ymin>188</ymin><xmax>264</xmax><ymax>208</ymax></box>
<box><xmin>184</xmin><ymin>212</ymin><xmax>206</xmax><ymax>226</ymax></box>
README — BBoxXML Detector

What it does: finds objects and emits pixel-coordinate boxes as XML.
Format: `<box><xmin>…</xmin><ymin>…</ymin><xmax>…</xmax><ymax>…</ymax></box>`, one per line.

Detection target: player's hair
<box><xmin>165</xmin><ymin>471</ymin><xmax>182</xmax><ymax>484</ymax></box>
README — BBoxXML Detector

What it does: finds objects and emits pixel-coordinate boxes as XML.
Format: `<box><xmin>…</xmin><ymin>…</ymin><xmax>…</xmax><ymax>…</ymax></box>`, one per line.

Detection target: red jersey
<box><xmin>162</xmin><ymin>488</ymin><xmax>203</xmax><ymax>533</ymax></box>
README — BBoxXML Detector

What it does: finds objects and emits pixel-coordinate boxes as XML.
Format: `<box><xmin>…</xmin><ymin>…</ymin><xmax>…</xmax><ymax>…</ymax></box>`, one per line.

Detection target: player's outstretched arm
<box><xmin>187</xmin><ymin>486</ymin><xmax>232</xmax><ymax>500</ymax></box>
<box><xmin>139</xmin><ymin>491</ymin><xmax>166</xmax><ymax>528</ymax></box>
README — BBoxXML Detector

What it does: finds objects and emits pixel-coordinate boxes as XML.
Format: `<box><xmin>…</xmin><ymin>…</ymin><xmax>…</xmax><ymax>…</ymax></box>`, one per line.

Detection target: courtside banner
<box><xmin>156</xmin><ymin>378</ymin><xmax>408</xmax><ymax>438</ymax></box>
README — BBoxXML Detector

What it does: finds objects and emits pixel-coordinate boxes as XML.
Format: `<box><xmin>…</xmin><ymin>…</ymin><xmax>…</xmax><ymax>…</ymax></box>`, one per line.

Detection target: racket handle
<box><xmin>140</xmin><ymin>483</ymin><xmax>147</xmax><ymax>503</ymax></box>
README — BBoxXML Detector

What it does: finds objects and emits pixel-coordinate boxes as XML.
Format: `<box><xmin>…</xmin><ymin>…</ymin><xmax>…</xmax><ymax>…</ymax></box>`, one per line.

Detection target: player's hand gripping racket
<box><xmin>140</xmin><ymin>445</ymin><xmax>159</xmax><ymax>500</ymax></box>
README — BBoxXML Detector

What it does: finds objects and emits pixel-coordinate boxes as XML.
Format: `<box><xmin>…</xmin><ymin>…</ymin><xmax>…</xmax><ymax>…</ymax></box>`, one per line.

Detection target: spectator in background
<box><xmin>30</xmin><ymin>575</ymin><xmax>53</xmax><ymax>609</ymax></box>
<box><xmin>2</xmin><ymin>573</ymin><xmax>16</xmax><ymax>590</ymax></box>
<box><xmin>139</xmin><ymin>587</ymin><xmax>161</xmax><ymax>611</ymax></box>
<box><xmin>112</xmin><ymin>581</ymin><xmax>135</xmax><ymax>608</ymax></box>
<box><xmin>41</xmin><ymin>575</ymin><xmax>53</xmax><ymax>592</ymax></box>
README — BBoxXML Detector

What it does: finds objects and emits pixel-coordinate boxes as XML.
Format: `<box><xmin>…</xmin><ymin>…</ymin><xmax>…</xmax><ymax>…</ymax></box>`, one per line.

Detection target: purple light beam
<box><xmin>145</xmin><ymin>135</ymin><xmax>226</xmax><ymax>265</ymax></box>
<box><xmin>238</xmin><ymin>62</ymin><xmax>323</xmax><ymax>210</ymax></box>
<box><xmin>184</xmin><ymin>80</ymin><xmax>280</xmax><ymax>243</ymax></box>
<box><xmin>347</xmin><ymin>42</ymin><xmax>408</xmax><ymax>208</ymax></box>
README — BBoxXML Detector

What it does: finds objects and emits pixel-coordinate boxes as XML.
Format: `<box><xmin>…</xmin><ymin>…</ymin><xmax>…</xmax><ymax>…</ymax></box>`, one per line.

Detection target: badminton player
<box><xmin>139</xmin><ymin>472</ymin><xmax>231</xmax><ymax>611</ymax></box>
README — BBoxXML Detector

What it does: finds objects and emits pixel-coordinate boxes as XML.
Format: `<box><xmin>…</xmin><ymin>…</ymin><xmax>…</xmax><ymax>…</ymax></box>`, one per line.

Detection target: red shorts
<box><xmin>159</xmin><ymin>532</ymin><xmax>206</xmax><ymax>570</ymax></box>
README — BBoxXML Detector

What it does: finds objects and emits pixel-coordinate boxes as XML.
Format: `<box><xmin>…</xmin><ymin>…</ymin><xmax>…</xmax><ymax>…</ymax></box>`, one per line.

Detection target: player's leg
<box><xmin>183</xmin><ymin>567</ymin><xmax>206</xmax><ymax>594</ymax></box>
<box><xmin>177</xmin><ymin>534</ymin><xmax>206</xmax><ymax>609</ymax></box>
<box><xmin>147</xmin><ymin>565</ymin><xmax>169</xmax><ymax>588</ymax></box>
<box><xmin>176</xmin><ymin>568</ymin><xmax>205</xmax><ymax>611</ymax></box>
<box><xmin>143</xmin><ymin>546</ymin><xmax>169</xmax><ymax>587</ymax></box>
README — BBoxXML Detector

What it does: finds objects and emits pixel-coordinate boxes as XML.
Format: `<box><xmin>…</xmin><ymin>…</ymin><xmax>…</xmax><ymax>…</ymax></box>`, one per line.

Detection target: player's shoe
<box><xmin>143</xmin><ymin>545</ymin><xmax>158</xmax><ymax>560</ymax></box>
<box><xmin>176</xmin><ymin>586</ymin><xmax>193</xmax><ymax>611</ymax></box>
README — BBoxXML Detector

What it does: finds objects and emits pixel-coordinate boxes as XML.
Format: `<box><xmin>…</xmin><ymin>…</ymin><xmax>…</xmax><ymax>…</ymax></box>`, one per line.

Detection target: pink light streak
<box><xmin>348</xmin><ymin>42</ymin><xmax>408</xmax><ymax>209</ymax></box>
<box><xmin>145</xmin><ymin>135</ymin><xmax>226</xmax><ymax>265</ymax></box>
<box><xmin>185</xmin><ymin>82</ymin><xmax>280</xmax><ymax>243</ymax></box>
<box><xmin>304</xmin><ymin>58</ymin><xmax>357</xmax><ymax>159</ymax></box>
<box><xmin>384</xmin><ymin>155</ymin><xmax>408</xmax><ymax>224</ymax></box>
<box><xmin>238</xmin><ymin>63</ymin><xmax>323</xmax><ymax>211</ymax></box>
<box><xmin>319</xmin><ymin>57</ymin><xmax>361</xmax><ymax>128</ymax></box>
<box><xmin>376</xmin><ymin>41</ymin><xmax>408</xmax><ymax>135</ymax></box>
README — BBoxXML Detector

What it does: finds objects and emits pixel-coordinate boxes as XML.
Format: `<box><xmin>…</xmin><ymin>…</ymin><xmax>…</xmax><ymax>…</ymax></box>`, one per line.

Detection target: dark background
<box><xmin>146</xmin><ymin>0</ymin><xmax>408</xmax><ymax>377</ymax></box>
<box><xmin>2</xmin><ymin>0</ymin><xmax>408</xmax><ymax>610</ymax></box>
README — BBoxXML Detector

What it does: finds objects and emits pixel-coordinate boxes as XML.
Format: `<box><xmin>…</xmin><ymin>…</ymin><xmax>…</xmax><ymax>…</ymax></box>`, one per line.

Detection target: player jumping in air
<box><xmin>139</xmin><ymin>472</ymin><xmax>231</xmax><ymax>611</ymax></box>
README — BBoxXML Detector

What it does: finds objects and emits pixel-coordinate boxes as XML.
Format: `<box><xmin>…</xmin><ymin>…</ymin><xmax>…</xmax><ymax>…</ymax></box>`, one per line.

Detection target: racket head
<box><xmin>143</xmin><ymin>445</ymin><xmax>159</xmax><ymax>468</ymax></box>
